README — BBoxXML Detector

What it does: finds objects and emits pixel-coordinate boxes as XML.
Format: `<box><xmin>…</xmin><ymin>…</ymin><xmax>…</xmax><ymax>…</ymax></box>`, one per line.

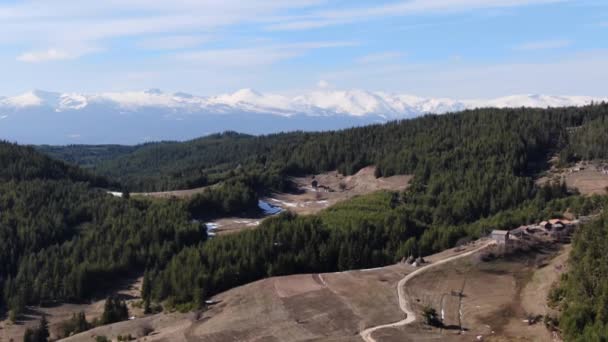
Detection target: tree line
<box><xmin>0</xmin><ymin>141</ymin><xmax>263</xmax><ymax>320</ymax></box>
<box><xmin>549</xmin><ymin>209</ymin><xmax>608</xmax><ymax>341</ymax></box>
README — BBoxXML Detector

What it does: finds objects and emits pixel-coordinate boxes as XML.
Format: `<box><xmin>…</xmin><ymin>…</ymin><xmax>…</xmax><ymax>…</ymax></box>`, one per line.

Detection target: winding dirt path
<box><xmin>359</xmin><ymin>240</ymin><xmax>495</xmax><ymax>342</ymax></box>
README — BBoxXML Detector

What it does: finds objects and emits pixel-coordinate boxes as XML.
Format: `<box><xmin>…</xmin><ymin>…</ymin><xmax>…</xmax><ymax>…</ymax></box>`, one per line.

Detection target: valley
<box><xmin>2</xmin><ymin>104</ymin><xmax>608</xmax><ymax>341</ymax></box>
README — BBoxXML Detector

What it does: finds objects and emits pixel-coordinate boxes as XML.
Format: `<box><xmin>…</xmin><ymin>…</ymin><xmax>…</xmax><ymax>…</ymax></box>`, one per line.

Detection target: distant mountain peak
<box><xmin>1</xmin><ymin>89</ymin><xmax>605</xmax><ymax>117</ymax></box>
<box><xmin>1</xmin><ymin>88</ymin><xmax>606</xmax><ymax>145</ymax></box>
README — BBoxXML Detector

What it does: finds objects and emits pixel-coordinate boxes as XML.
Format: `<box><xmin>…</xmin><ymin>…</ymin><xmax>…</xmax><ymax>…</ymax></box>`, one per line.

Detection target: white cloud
<box><xmin>17</xmin><ymin>47</ymin><xmax>101</xmax><ymax>63</ymax></box>
<box><xmin>513</xmin><ymin>39</ymin><xmax>572</xmax><ymax>50</ymax></box>
<box><xmin>176</xmin><ymin>48</ymin><xmax>298</xmax><ymax>67</ymax></box>
<box><xmin>0</xmin><ymin>1</ymin><xmax>323</xmax><ymax>47</ymax></box>
<box><xmin>17</xmin><ymin>49</ymin><xmax>71</xmax><ymax>63</ymax></box>
<box><xmin>319</xmin><ymin>50</ymin><xmax>608</xmax><ymax>98</ymax></box>
<box><xmin>356</xmin><ymin>52</ymin><xmax>404</xmax><ymax>64</ymax></box>
<box><xmin>175</xmin><ymin>41</ymin><xmax>356</xmax><ymax>67</ymax></box>
<box><xmin>317</xmin><ymin>80</ymin><xmax>330</xmax><ymax>88</ymax></box>
<box><xmin>137</xmin><ymin>35</ymin><xmax>210</xmax><ymax>50</ymax></box>
<box><xmin>267</xmin><ymin>0</ymin><xmax>567</xmax><ymax>30</ymax></box>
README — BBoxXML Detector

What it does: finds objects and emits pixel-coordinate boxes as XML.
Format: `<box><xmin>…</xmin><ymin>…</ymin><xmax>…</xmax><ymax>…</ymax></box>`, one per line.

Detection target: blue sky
<box><xmin>0</xmin><ymin>0</ymin><xmax>607</xmax><ymax>98</ymax></box>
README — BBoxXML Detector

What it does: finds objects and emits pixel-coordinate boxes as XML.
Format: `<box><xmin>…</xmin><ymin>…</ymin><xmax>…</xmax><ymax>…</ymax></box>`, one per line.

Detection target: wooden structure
<box><xmin>490</xmin><ymin>230</ymin><xmax>510</xmax><ymax>244</ymax></box>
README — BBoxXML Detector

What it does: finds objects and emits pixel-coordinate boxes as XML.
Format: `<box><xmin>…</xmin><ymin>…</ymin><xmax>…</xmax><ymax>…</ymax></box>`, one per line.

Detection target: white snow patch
<box><xmin>107</xmin><ymin>191</ymin><xmax>123</xmax><ymax>198</ymax></box>
<box><xmin>205</xmin><ymin>223</ymin><xmax>220</xmax><ymax>231</ymax></box>
<box><xmin>259</xmin><ymin>200</ymin><xmax>284</xmax><ymax>214</ymax></box>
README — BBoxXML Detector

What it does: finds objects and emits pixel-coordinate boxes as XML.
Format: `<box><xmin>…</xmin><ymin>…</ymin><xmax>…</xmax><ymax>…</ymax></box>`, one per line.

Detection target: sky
<box><xmin>0</xmin><ymin>0</ymin><xmax>607</xmax><ymax>98</ymax></box>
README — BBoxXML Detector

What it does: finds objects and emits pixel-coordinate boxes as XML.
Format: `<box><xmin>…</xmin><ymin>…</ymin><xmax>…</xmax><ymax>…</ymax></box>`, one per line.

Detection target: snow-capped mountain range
<box><xmin>1</xmin><ymin>89</ymin><xmax>605</xmax><ymax>145</ymax></box>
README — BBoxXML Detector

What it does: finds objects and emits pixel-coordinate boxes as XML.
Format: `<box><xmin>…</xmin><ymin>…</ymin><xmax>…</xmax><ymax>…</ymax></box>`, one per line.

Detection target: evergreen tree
<box><xmin>101</xmin><ymin>296</ymin><xmax>129</xmax><ymax>325</ymax></box>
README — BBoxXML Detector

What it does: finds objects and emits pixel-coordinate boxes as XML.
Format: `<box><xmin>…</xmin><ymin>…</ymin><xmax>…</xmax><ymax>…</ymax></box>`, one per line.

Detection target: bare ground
<box><xmin>0</xmin><ymin>277</ymin><xmax>143</xmax><ymax>342</ymax></box>
<box><xmin>376</xmin><ymin>239</ymin><xmax>568</xmax><ymax>342</ymax></box>
<box><xmin>269</xmin><ymin>166</ymin><xmax>412</xmax><ymax>215</ymax></box>
<box><xmin>2</xmin><ymin>233</ymin><xmax>567</xmax><ymax>342</ymax></box>
<box><xmin>536</xmin><ymin>160</ymin><xmax>608</xmax><ymax>195</ymax></box>
<box><xmin>60</xmin><ymin>240</ymin><xmax>521</xmax><ymax>342</ymax></box>
<box><xmin>209</xmin><ymin>166</ymin><xmax>412</xmax><ymax>235</ymax></box>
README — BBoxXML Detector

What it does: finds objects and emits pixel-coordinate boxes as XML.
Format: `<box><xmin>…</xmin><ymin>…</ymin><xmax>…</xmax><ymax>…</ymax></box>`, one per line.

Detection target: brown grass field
<box><xmin>537</xmin><ymin>160</ymin><xmax>608</xmax><ymax>196</ymax></box>
<box><xmin>0</xmin><ymin>277</ymin><xmax>144</xmax><ymax>342</ymax></box>
<box><xmin>47</xmin><ymin>238</ymin><xmax>568</xmax><ymax>342</ymax></box>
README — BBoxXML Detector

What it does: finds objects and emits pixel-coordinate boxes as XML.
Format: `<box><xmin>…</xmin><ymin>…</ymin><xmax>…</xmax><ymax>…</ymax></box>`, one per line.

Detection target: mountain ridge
<box><xmin>1</xmin><ymin>88</ymin><xmax>606</xmax><ymax>145</ymax></box>
<box><xmin>2</xmin><ymin>88</ymin><xmax>606</xmax><ymax>117</ymax></box>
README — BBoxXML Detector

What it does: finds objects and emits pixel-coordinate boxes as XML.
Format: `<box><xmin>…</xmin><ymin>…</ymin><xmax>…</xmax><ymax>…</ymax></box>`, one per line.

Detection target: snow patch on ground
<box><xmin>107</xmin><ymin>191</ymin><xmax>123</xmax><ymax>198</ymax></box>
<box><xmin>259</xmin><ymin>200</ymin><xmax>284</xmax><ymax>214</ymax></box>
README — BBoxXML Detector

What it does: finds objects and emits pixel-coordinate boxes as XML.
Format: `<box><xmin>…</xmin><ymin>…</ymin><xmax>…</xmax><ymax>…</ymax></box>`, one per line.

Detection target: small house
<box><xmin>491</xmin><ymin>230</ymin><xmax>510</xmax><ymax>244</ymax></box>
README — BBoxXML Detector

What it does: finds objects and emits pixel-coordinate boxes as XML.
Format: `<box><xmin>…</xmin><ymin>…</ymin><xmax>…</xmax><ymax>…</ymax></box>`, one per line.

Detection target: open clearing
<box><xmin>0</xmin><ymin>277</ymin><xmax>144</xmax><ymax>342</ymax></box>
<box><xmin>537</xmin><ymin>160</ymin><xmax>608</xmax><ymax>195</ymax></box>
<box><xmin>207</xmin><ymin>166</ymin><xmax>412</xmax><ymax>235</ymax></box>
<box><xmin>59</xmin><ymin>238</ymin><xmax>566</xmax><ymax>342</ymax></box>
<box><xmin>563</xmin><ymin>169</ymin><xmax>608</xmax><ymax>195</ymax></box>
<box><xmin>269</xmin><ymin>166</ymin><xmax>412</xmax><ymax>215</ymax></box>
<box><xmin>126</xmin><ymin>166</ymin><xmax>412</xmax><ymax>235</ymax></box>
<box><xmin>132</xmin><ymin>185</ymin><xmax>214</xmax><ymax>199</ymax></box>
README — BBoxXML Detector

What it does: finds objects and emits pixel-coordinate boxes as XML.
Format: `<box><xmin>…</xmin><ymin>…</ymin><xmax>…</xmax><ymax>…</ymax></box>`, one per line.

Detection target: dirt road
<box><xmin>359</xmin><ymin>240</ymin><xmax>495</xmax><ymax>342</ymax></box>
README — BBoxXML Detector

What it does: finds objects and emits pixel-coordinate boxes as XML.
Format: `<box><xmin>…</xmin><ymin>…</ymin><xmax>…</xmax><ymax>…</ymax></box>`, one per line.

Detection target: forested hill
<box><xmin>1</xmin><ymin>141</ymin><xmax>110</xmax><ymax>187</ymax></box>
<box><xmin>552</xmin><ymin>209</ymin><xmax>608</xmax><ymax>340</ymax></box>
<box><xmin>0</xmin><ymin>142</ymin><xmax>225</xmax><ymax>319</ymax></box>
<box><xmin>38</xmin><ymin>132</ymin><xmax>262</xmax><ymax>191</ymax></box>
<box><xmin>560</xmin><ymin>115</ymin><xmax>608</xmax><ymax>162</ymax></box>
<box><xmin>40</xmin><ymin>104</ymin><xmax>608</xmax><ymax>192</ymax></box>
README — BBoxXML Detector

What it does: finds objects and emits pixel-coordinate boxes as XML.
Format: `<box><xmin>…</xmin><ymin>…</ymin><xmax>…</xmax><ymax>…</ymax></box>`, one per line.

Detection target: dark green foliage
<box><xmin>0</xmin><ymin>141</ymin><xmax>231</xmax><ymax>310</ymax></box>
<box><xmin>147</xmin><ymin>192</ymin><xmax>604</xmax><ymax>307</ymax></box>
<box><xmin>557</xmin><ymin>211</ymin><xmax>608</xmax><ymax>341</ymax></box>
<box><xmin>423</xmin><ymin>306</ymin><xmax>442</xmax><ymax>327</ymax></box>
<box><xmin>42</xmin><ymin>106</ymin><xmax>608</xmax><ymax>216</ymax></box>
<box><xmin>0</xmin><ymin>140</ymin><xmax>110</xmax><ymax>187</ymax></box>
<box><xmin>101</xmin><ymin>296</ymin><xmax>129</xmax><ymax>325</ymax></box>
<box><xmin>561</xmin><ymin>115</ymin><xmax>608</xmax><ymax>162</ymax></box>
<box><xmin>36</xmin><ymin>144</ymin><xmax>138</xmax><ymax>169</ymax></box>
<box><xmin>23</xmin><ymin>315</ymin><xmax>49</xmax><ymax>342</ymax></box>
<box><xmin>142</xmin><ymin>271</ymin><xmax>152</xmax><ymax>314</ymax></box>
<box><xmin>59</xmin><ymin>312</ymin><xmax>90</xmax><ymax>338</ymax></box>
<box><xmin>0</xmin><ymin>179</ymin><xmax>203</xmax><ymax>306</ymax></box>
<box><xmin>42</xmin><ymin>132</ymin><xmax>267</xmax><ymax>191</ymax></box>
<box><xmin>186</xmin><ymin>180</ymin><xmax>258</xmax><ymax>219</ymax></box>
